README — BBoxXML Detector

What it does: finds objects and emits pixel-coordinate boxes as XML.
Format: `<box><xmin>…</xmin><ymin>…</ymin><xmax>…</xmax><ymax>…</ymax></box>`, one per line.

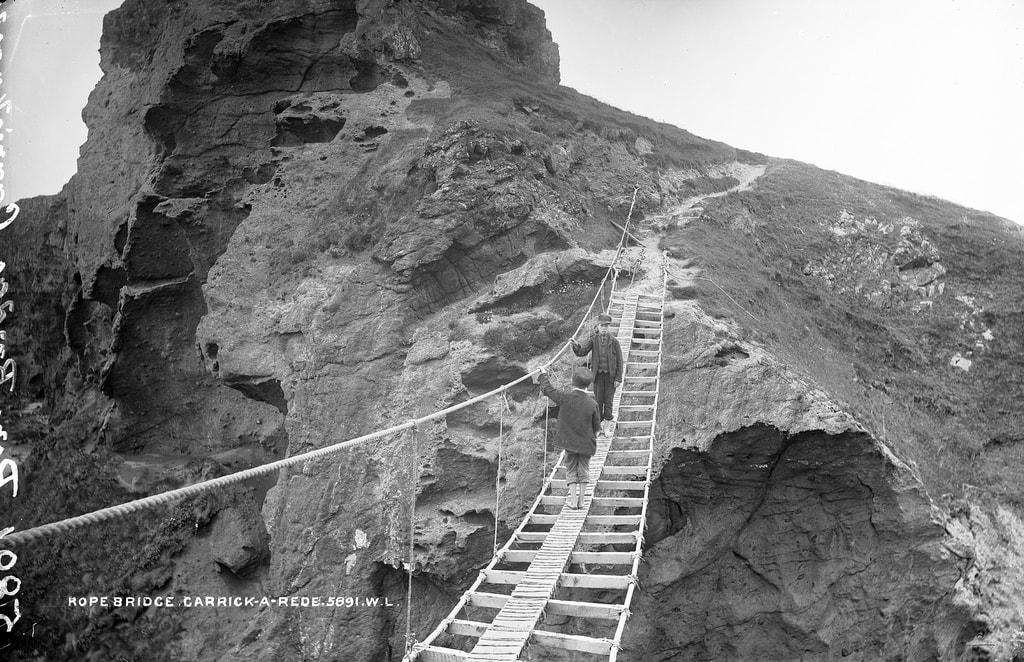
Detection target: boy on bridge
<box><xmin>571</xmin><ymin>313</ymin><xmax>623</xmax><ymax>437</ymax></box>
<box><xmin>537</xmin><ymin>366</ymin><xmax>600</xmax><ymax>509</ymax></box>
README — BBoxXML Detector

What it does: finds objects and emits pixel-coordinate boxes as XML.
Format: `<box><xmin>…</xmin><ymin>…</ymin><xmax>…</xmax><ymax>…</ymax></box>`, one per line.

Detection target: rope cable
<box><xmin>608</xmin><ymin>186</ymin><xmax>640</xmax><ymax>298</ymax></box>
<box><xmin>666</xmin><ymin>266</ymin><xmax>761</xmax><ymax>322</ymax></box>
<box><xmin>2</xmin><ymin>187</ymin><xmax>646</xmax><ymax>549</ymax></box>
<box><xmin>493</xmin><ymin>394</ymin><xmax>509</xmax><ymax>556</ymax></box>
<box><xmin>629</xmin><ymin>247</ymin><xmax>645</xmax><ymax>289</ymax></box>
<box><xmin>541</xmin><ymin>393</ymin><xmax>549</xmax><ymax>490</ymax></box>
<box><xmin>696</xmin><ymin>275</ymin><xmax>761</xmax><ymax>322</ymax></box>
<box><xmin>404</xmin><ymin>425</ymin><xmax>419</xmax><ymax>656</ymax></box>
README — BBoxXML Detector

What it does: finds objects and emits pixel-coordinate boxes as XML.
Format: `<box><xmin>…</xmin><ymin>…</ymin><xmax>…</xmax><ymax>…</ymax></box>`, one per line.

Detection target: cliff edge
<box><xmin>3</xmin><ymin>1</ymin><xmax>1023</xmax><ymax>660</ymax></box>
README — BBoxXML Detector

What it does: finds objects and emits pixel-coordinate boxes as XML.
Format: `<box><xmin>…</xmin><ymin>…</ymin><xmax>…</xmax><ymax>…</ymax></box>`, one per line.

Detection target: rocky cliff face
<box><xmin>4</xmin><ymin>1</ymin><xmax>1023</xmax><ymax>661</ymax></box>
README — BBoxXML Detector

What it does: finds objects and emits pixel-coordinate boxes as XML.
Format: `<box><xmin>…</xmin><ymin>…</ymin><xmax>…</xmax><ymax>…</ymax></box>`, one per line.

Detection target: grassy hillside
<box><xmin>665</xmin><ymin>160</ymin><xmax>1024</xmax><ymax>505</ymax></box>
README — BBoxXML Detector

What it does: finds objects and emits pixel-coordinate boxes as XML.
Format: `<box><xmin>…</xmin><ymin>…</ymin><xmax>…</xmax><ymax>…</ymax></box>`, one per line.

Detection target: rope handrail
<box><xmin>2</xmin><ymin>186</ymin><xmax>644</xmax><ymax>548</ymax></box>
<box><xmin>555</xmin><ymin>184</ymin><xmax>640</xmax><ymax>357</ymax></box>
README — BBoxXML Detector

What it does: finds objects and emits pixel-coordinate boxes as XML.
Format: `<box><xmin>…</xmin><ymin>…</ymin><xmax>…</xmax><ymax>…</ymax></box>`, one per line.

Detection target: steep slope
<box><xmin>641</xmin><ymin>164</ymin><xmax>1024</xmax><ymax>660</ymax></box>
<box><xmin>2</xmin><ymin>1</ymin><xmax>1022</xmax><ymax>661</ymax></box>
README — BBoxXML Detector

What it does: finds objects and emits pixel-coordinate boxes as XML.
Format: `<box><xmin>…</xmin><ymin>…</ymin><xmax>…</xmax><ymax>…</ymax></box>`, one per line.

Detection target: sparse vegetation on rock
<box><xmin>3</xmin><ymin>1</ymin><xmax>1022</xmax><ymax>661</ymax></box>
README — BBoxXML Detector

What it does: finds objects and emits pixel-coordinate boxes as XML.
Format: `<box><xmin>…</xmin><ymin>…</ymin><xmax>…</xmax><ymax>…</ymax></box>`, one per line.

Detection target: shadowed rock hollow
<box><xmin>3</xmin><ymin>1</ymin><xmax>1023</xmax><ymax>661</ymax></box>
<box><xmin>636</xmin><ymin>425</ymin><xmax>965</xmax><ymax>660</ymax></box>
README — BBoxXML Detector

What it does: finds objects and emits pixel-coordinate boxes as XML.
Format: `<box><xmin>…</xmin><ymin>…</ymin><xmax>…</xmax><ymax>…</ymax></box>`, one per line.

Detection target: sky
<box><xmin>533</xmin><ymin>0</ymin><xmax>1024</xmax><ymax>224</ymax></box>
<box><xmin>2</xmin><ymin>0</ymin><xmax>1023</xmax><ymax>224</ymax></box>
<box><xmin>2</xmin><ymin>0</ymin><xmax>124</xmax><ymax>206</ymax></box>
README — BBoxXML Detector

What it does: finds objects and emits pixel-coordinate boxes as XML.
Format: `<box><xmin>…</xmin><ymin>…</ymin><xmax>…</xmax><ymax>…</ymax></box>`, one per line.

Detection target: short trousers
<box><xmin>564</xmin><ymin>452</ymin><xmax>592</xmax><ymax>485</ymax></box>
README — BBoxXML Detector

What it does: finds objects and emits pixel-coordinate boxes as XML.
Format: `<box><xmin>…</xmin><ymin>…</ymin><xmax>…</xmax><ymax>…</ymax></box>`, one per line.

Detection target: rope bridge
<box><xmin>406</xmin><ymin>278</ymin><xmax>666</xmax><ymax>661</ymax></box>
<box><xmin>1</xmin><ymin>186</ymin><xmax>664</xmax><ymax>660</ymax></box>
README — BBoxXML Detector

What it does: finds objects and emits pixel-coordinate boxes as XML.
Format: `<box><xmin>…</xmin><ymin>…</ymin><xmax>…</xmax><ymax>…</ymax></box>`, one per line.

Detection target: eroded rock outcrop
<box><xmin>617</xmin><ymin>301</ymin><xmax>975</xmax><ymax>660</ymax></box>
<box><xmin>5</xmin><ymin>0</ymin><xmax>1023</xmax><ymax>660</ymax></box>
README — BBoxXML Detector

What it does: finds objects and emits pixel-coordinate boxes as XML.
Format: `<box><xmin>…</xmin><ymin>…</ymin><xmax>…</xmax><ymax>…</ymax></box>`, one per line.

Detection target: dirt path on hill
<box><xmin>616</xmin><ymin>162</ymin><xmax>767</xmax><ymax>297</ymax></box>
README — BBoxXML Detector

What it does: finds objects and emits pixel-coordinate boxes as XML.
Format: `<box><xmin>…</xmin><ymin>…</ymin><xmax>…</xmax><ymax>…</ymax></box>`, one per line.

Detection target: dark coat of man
<box><xmin>539</xmin><ymin>372</ymin><xmax>600</xmax><ymax>456</ymax></box>
<box><xmin>572</xmin><ymin>329</ymin><xmax>623</xmax><ymax>383</ymax></box>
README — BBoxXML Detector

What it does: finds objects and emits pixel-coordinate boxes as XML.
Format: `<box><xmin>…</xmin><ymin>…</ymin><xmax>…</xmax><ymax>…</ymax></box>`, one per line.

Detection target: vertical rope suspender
<box><xmin>493</xmin><ymin>393</ymin><xmax>512</xmax><ymax>556</ymax></box>
<box><xmin>404</xmin><ymin>425</ymin><xmax>419</xmax><ymax>655</ymax></box>
<box><xmin>542</xmin><ymin>399</ymin><xmax>549</xmax><ymax>487</ymax></box>
<box><xmin>493</xmin><ymin>399</ymin><xmax>503</xmax><ymax>556</ymax></box>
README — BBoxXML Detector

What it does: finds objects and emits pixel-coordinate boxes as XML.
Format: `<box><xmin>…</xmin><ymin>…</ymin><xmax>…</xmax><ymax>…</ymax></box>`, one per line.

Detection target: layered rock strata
<box><xmin>3</xmin><ymin>1</ymin><xmax>1022</xmax><ymax>661</ymax></box>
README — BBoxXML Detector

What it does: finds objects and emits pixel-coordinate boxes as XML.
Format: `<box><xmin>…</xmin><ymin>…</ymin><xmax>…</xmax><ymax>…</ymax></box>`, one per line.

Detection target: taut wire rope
<box><xmin>666</xmin><ymin>265</ymin><xmax>761</xmax><ymax>323</ymax></box>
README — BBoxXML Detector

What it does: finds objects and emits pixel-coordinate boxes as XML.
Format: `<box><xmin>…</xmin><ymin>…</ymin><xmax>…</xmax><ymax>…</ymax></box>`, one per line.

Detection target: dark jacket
<box><xmin>572</xmin><ymin>330</ymin><xmax>623</xmax><ymax>382</ymax></box>
<box><xmin>539</xmin><ymin>373</ymin><xmax>600</xmax><ymax>456</ymax></box>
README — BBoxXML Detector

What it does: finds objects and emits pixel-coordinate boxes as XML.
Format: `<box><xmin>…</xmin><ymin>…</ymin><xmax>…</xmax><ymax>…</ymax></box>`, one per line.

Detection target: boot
<box><xmin>576</xmin><ymin>482</ymin><xmax>586</xmax><ymax>509</ymax></box>
<box><xmin>566</xmin><ymin>484</ymin><xmax>579</xmax><ymax>509</ymax></box>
